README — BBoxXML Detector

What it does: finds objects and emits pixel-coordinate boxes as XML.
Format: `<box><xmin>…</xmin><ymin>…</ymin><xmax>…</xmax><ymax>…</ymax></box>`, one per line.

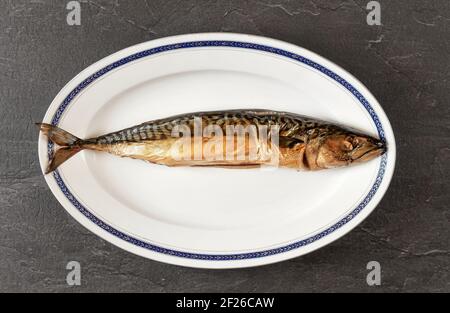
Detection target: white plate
<box><xmin>38</xmin><ymin>33</ymin><xmax>396</xmax><ymax>268</ymax></box>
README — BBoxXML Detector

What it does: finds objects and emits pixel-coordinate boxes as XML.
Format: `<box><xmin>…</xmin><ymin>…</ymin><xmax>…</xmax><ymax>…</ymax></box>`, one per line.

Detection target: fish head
<box><xmin>310</xmin><ymin>132</ymin><xmax>386</xmax><ymax>169</ymax></box>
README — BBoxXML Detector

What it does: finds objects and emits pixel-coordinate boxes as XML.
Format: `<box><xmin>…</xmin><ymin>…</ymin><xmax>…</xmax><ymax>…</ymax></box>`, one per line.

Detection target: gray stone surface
<box><xmin>0</xmin><ymin>0</ymin><xmax>449</xmax><ymax>292</ymax></box>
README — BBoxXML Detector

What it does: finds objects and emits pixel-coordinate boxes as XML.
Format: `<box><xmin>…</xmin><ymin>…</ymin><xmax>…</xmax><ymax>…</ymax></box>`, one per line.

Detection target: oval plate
<box><xmin>38</xmin><ymin>33</ymin><xmax>396</xmax><ymax>268</ymax></box>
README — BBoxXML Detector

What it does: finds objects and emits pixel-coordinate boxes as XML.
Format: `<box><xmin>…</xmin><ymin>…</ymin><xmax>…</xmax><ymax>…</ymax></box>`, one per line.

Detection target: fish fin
<box><xmin>45</xmin><ymin>146</ymin><xmax>83</xmax><ymax>174</ymax></box>
<box><xmin>36</xmin><ymin>123</ymin><xmax>80</xmax><ymax>146</ymax></box>
<box><xmin>278</xmin><ymin>136</ymin><xmax>304</xmax><ymax>149</ymax></box>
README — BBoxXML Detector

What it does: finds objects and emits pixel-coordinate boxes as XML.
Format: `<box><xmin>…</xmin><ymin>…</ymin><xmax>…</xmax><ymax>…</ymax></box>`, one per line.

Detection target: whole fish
<box><xmin>37</xmin><ymin>109</ymin><xmax>386</xmax><ymax>174</ymax></box>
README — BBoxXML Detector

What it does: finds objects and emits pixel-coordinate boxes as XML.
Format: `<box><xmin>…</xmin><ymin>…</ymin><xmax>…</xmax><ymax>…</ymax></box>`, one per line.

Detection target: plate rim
<box><xmin>38</xmin><ymin>32</ymin><xmax>396</xmax><ymax>268</ymax></box>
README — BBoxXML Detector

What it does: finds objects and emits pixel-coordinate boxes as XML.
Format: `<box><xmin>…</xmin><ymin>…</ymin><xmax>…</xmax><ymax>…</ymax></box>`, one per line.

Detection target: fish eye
<box><xmin>342</xmin><ymin>140</ymin><xmax>353</xmax><ymax>151</ymax></box>
<box><xmin>344</xmin><ymin>136</ymin><xmax>360</xmax><ymax>149</ymax></box>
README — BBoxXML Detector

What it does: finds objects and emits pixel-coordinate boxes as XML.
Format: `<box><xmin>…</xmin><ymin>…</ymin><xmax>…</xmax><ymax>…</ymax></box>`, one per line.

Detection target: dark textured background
<box><xmin>0</xmin><ymin>0</ymin><xmax>449</xmax><ymax>292</ymax></box>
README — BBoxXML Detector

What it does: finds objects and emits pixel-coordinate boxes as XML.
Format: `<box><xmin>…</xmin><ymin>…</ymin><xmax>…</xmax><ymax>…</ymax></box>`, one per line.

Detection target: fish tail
<box><xmin>36</xmin><ymin>123</ymin><xmax>84</xmax><ymax>174</ymax></box>
<box><xmin>36</xmin><ymin>123</ymin><xmax>80</xmax><ymax>146</ymax></box>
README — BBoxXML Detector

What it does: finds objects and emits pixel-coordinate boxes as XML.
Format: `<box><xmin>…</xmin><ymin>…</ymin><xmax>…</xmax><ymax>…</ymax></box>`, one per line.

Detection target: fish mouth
<box><xmin>353</xmin><ymin>141</ymin><xmax>387</xmax><ymax>162</ymax></box>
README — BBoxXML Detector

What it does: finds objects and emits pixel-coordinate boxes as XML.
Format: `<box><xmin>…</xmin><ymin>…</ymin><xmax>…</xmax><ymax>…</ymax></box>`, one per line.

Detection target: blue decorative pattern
<box><xmin>48</xmin><ymin>40</ymin><xmax>387</xmax><ymax>261</ymax></box>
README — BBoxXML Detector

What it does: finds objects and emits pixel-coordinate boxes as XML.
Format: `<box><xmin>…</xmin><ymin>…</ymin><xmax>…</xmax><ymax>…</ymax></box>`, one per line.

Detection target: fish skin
<box><xmin>37</xmin><ymin>109</ymin><xmax>387</xmax><ymax>174</ymax></box>
<box><xmin>92</xmin><ymin>110</ymin><xmax>333</xmax><ymax>144</ymax></box>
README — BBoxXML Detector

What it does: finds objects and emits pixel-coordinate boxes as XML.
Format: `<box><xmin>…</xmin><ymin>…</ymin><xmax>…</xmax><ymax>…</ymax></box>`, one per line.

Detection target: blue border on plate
<box><xmin>48</xmin><ymin>40</ymin><xmax>387</xmax><ymax>261</ymax></box>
